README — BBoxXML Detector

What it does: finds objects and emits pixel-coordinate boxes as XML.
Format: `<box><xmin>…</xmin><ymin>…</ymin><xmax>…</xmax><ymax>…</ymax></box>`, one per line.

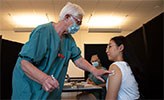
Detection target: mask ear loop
<box><xmin>63</xmin><ymin>15</ymin><xmax>71</xmax><ymax>28</ymax></box>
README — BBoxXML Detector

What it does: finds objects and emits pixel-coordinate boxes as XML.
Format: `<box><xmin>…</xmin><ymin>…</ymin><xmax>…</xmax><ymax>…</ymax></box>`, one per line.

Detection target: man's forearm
<box><xmin>21</xmin><ymin>59</ymin><xmax>48</xmax><ymax>84</ymax></box>
<box><xmin>74</xmin><ymin>57</ymin><xmax>96</xmax><ymax>73</ymax></box>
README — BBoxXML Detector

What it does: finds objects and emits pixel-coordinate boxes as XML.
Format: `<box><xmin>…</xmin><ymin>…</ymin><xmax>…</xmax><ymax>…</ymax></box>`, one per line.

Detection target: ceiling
<box><xmin>0</xmin><ymin>0</ymin><xmax>163</xmax><ymax>34</ymax></box>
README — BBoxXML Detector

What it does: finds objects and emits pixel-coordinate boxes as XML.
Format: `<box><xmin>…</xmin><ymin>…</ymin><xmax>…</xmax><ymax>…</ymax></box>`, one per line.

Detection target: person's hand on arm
<box><xmin>21</xmin><ymin>59</ymin><xmax>59</xmax><ymax>92</ymax></box>
<box><xmin>105</xmin><ymin>64</ymin><xmax>122</xmax><ymax>100</ymax></box>
<box><xmin>74</xmin><ymin>57</ymin><xmax>112</xmax><ymax>82</ymax></box>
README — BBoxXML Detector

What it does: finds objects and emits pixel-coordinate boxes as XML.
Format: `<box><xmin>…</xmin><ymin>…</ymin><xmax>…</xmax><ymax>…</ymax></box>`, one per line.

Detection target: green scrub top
<box><xmin>12</xmin><ymin>22</ymin><xmax>81</xmax><ymax>100</ymax></box>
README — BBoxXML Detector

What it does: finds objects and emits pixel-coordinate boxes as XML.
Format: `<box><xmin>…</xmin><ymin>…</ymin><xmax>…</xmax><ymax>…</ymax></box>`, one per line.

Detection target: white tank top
<box><xmin>106</xmin><ymin>61</ymin><xmax>140</xmax><ymax>100</ymax></box>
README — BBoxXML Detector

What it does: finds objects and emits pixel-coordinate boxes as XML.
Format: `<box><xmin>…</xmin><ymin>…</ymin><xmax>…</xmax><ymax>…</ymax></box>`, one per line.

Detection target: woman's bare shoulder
<box><xmin>108</xmin><ymin>63</ymin><xmax>122</xmax><ymax>77</ymax></box>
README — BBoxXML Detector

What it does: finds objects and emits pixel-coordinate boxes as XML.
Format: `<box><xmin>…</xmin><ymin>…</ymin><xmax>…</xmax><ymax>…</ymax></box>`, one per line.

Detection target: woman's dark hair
<box><xmin>111</xmin><ymin>36</ymin><xmax>143</xmax><ymax>83</ymax></box>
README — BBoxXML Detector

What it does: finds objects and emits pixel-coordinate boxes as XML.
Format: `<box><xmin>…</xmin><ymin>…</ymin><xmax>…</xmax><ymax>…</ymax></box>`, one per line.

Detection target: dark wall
<box><xmin>126</xmin><ymin>13</ymin><xmax>163</xmax><ymax>99</ymax></box>
<box><xmin>143</xmin><ymin>12</ymin><xmax>163</xmax><ymax>99</ymax></box>
<box><xmin>1</xmin><ymin>39</ymin><xmax>23</xmax><ymax>99</ymax></box>
<box><xmin>126</xmin><ymin>27</ymin><xmax>147</xmax><ymax>98</ymax></box>
<box><xmin>0</xmin><ymin>35</ymin><xmax>2</xmax><ymax>99</ymax></box>
<box><xmin>0</xmin><ymin>35</ymin><xmax>1</xmax><ymax>68</ymax></box>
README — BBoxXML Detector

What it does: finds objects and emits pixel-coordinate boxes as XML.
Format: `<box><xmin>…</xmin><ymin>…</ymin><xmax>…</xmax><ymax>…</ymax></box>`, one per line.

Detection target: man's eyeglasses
<box><xmin>71</xmin><ymin>15</ymin><xmax>82</xmax><ymax>25</ymax></box>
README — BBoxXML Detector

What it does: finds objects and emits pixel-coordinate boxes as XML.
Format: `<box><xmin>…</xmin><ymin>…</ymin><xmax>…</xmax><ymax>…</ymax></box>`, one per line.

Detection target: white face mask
<box><xmin>67</xmin><ymin>16</ymin><xmax>80</xmax><ymax>34</ymax></box>
<box><xmin>92</xmin><ymin>61</ymin><xmax>99</xmax><ymax>67</ymax></box>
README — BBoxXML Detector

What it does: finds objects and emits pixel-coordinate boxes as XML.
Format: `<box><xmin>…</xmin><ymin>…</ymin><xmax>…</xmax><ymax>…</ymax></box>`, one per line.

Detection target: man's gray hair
<box><xmin>59</xmin><ymin>2</ymin><xmax>85</xmax><ymax>21</ymax></box>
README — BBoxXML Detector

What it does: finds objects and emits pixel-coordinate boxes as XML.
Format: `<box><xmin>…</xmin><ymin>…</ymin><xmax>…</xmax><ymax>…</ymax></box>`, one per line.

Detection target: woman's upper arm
<box><xmin>106</xmin><ymin>64</ymin><xmax>122</xmax><ymax>100</ymax></box>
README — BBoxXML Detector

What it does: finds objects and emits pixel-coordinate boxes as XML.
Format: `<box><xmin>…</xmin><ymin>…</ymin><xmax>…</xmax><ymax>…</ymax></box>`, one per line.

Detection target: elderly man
<box><xmin>12</xmin><ymin>2</ymin><xmax>111</xmax><ymax>100</ymax></box>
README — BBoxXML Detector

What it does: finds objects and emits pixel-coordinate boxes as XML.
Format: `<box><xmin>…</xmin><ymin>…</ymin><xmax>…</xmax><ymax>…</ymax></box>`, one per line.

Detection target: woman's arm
<box><xmin>105</xmin><ymin>64</ymin><xmax>122</xmax><ymax>100</ymax></box>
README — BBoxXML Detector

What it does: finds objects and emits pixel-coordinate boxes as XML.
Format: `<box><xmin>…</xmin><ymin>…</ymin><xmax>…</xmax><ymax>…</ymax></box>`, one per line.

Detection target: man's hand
<box><xmin>42</xmin><ymin>76</ymin><xmax>59</xmax><ymax>92</ymax></box>
<box><xmin>74</xmin><ymin>57</ymin><xmax>113</xmax><ymax>82</ymax></box>
<box><xmin>92</xmin><ymin>68</ymin><xmax>112</xmax><ymax>82</ymax></box>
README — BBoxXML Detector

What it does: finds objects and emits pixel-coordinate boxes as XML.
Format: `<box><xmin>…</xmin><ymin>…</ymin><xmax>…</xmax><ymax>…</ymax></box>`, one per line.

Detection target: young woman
<box><xmin>105</xmin><ymin>36</ymin><xmax>140</xmax><ymax>100</ymax></box>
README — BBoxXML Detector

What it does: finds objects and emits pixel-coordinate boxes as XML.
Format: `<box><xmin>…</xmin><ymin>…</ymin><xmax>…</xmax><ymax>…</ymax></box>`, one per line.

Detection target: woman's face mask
<box><xmin>67</xmin><ymin>16</ymin><xmax>80</xmax><ymax>34</ymax></box>
<box><xmin>92</xmin><ymin>61</ymin><xmax>99</xmax><ymax>67</ymax></box>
